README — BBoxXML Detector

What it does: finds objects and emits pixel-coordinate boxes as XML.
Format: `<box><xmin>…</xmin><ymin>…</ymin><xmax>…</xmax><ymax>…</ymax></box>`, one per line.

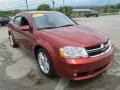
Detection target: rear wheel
<box><xmin>37</xmin><ymin>48</ymin><xmax>55</xmax><ymax>77</ymax></box>
<box><xmin>9</xmin><ymin>33</ymin><xmax>18</xmax><ymax>48</ymax></box>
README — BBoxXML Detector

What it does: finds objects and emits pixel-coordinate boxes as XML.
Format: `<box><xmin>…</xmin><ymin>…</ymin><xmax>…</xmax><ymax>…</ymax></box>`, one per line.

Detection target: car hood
<box><xmin>39</xmin><ymin>25</ymin><xmax>108</xmax><ymax>47</ymax></box>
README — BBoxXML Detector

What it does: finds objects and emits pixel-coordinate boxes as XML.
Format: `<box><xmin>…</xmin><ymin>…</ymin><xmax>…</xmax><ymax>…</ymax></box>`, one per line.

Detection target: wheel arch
<box><xmin>33</xmin><ymin>40</ymin><xmax>58</xmax><ymax>74</ymax></box>
<box><xmin>34</xmin><ymin>43</ymin><xmax>56</xmax><ymax>61</ymax></box>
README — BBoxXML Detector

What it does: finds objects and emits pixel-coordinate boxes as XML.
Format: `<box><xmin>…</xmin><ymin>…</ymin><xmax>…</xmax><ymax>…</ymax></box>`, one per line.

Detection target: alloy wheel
<box><xmin>38</xmin><ymin>52</ymin><xmax>50</xmax><ymax>74</ymax></box>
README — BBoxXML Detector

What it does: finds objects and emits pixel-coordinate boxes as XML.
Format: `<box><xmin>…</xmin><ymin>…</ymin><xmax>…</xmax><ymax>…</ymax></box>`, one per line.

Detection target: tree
<box><xmin>102</xmin><ymin>5</ymin><xmax>108</xmax><ymax>13</ymax></box>
<box><xmin>109</xmin><ymin>7</ymin><xmax>119</xmax><ymax>13</ymax></box>
<box><xmin>0</xmin><ymin>10</ymin><xmax>21</xmax><ymax>16</ymax></box>
<box><xmin>37</xmin><ymin>4</ymin><xmax>52</xmax><ymax>11</ymax></box>
<box><xmin>58</xmin><ymin>6</ymin><xmax>73</xmax><ymax>17</ymax></box>
<box><xmin>116</xmin><ymin>3</ymin><xmax>120</xmax><ymax>9</ymax></box>
<box><xmin>102</xmin><ymin>5</ymin><xmax>119</xmax><ymax>13</ymax></box>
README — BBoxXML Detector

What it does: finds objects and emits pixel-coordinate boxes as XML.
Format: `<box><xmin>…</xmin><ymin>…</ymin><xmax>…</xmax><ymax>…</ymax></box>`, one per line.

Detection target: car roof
<box><xmin>16</xmin><ymin>11</ymin><xmax>60</xmax><ymax>16</ymax></box>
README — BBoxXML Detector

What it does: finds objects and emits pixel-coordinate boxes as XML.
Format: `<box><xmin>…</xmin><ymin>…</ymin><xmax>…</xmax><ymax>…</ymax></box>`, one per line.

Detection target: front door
<box><xmin>18</xmin><ymin>16</ymin><xmax>35</xmax><ymax>52</ymax></box>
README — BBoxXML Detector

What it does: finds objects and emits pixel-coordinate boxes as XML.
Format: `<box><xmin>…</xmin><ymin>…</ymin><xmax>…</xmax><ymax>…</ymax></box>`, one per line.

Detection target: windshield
<box><xmin>32</xmin><ymin>12</ymin><xmax>76</xmax><ymax>29</ymax></box>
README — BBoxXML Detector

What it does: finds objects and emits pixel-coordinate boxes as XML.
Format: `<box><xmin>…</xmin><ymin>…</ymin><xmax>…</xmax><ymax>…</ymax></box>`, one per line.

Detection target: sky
<box><xmin>0</xmin><ymin>0</ymin><xmax>120</xmax><ymax>11</ymax></box>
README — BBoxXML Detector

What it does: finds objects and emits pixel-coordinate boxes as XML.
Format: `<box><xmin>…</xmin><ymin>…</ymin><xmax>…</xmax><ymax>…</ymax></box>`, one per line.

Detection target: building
<box><xmin>72</xmin><ymin>9</ymin><xmax>92</xmax><ymax>18</ymax></box>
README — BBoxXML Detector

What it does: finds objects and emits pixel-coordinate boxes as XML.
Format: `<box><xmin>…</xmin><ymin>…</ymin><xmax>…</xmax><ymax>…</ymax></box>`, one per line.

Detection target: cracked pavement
<box><xmin>0</xmin><ymin>15</ymin><xmax>120</xmax><ymax>90</ymax></box>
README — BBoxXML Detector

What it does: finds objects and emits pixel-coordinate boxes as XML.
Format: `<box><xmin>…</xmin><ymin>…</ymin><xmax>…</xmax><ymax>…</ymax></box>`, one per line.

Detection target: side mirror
<box><xmin>21</xmin><ymin>25</ymin><xmax>30</xmax><ymax>31</ymax></box>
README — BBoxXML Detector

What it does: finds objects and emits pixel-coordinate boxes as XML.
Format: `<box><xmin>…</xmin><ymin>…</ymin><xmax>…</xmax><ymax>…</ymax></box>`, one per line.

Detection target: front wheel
<box><xmin>37</xmin><ymin>48</ymin><xmax>55</xmax><ymax>77</ymax></box>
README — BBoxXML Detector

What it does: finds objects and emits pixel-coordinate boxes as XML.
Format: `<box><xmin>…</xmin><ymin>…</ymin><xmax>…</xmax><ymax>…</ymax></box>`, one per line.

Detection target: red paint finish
<box><xmin>8</xmin><ymin>11</ymin><xmax>114</xmax><ymax>80</ymax></box>
<box><xmin>60</xmin><ymin>48</ymin><xmax>114</xmax><ymax>80</ymax></box>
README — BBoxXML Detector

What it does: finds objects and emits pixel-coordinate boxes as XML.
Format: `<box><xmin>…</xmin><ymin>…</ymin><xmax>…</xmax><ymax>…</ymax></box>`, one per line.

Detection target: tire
<box><xmin>1</xmin><ymin>23</ymin><xmax>4</xmax><ymax>26</ymax></box>
<box><xmin>36</xmin><ymin>48</ymin><xmax>55</xmax><ymax>77</ymax></box>
<box><xmin>9</xmin><ymin>33</ymin><xmax>18</xmax><ymax>48</ymax></box>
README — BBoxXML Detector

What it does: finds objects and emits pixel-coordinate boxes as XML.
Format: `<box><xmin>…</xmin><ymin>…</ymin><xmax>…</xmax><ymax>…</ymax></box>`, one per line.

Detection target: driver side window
<box><xmin>21</xmin><ymin>16</ymin><xmax>29</xmax><ymax>26</ymax></box>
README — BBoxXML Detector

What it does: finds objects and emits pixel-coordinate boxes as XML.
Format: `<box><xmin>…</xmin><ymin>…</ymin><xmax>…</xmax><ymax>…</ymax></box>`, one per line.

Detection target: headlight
<box><xmin>60</xmin><ymin>46</ymin><xmax>88</xmax><ymax>58</ymax></box>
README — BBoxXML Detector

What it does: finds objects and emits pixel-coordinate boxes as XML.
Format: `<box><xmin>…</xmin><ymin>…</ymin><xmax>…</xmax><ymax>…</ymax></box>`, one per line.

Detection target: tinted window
<box><xmin>14</xmin><ymin>16</ymin><xmax>21</xmax><ymax>26</ymax></box>
<box><xmin>21</xmin><ymin>17</ymin><xmax>29</xmax><ymax>26</ymax></box>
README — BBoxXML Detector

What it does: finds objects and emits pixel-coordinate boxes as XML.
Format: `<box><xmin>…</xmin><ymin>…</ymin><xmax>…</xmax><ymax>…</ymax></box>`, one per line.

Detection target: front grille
<box><xmin>86</xmin><ymin>45</ymin><xmax>101</xmax><ymax>50</ymax></box>
<box><xmin>86</xmin><ymin>40</ymin><xmax>111</xmax><ymax>57</ymax></box>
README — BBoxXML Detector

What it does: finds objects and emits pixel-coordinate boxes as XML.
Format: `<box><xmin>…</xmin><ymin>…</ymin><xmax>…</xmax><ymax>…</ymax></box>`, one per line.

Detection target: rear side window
<box><xmin>14</xmin><ymin>16</ymin><xmax>21</xmax><ymax>26</ymax></box>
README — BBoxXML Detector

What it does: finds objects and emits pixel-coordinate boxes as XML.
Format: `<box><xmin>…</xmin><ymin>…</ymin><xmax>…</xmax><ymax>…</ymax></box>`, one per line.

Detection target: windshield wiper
<box><xmin>58</xmin><ymin>24</ymin><xmax>74</xmax><ymax>28</ymax></box>
<box><xmin>38</xmin><ymin>26</ymin><xmax>58</xmax><ymax>29</ymax></box>
<box><xmin>37</xmin><ymin>24</ymin><xmax>75</xmax><ymax>30</ymax></box>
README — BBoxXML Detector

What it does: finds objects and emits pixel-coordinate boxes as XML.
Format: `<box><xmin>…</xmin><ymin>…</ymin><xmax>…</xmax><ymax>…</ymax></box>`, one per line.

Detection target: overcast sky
<box><xmin>0</xmin><ymin>0</ymin><xmax>120</xmax><ymax>11</ymax></box>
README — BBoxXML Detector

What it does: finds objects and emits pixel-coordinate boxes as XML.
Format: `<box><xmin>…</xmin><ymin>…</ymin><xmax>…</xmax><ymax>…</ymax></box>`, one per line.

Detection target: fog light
<box><xmin>73</xmin><ymin>73</ymin><xmax>77</xmax><ymax>77</ymax></box>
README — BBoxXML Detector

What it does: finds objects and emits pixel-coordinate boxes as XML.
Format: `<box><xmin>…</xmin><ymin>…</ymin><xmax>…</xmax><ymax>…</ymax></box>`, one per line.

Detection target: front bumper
<box><xmin>58</xmin><ymin>47</ymin><xmax>114</xmax><ymax>80</ymax></box>
<box><xmin>68</xmin><ymin>60</ymin><xmax>112</xmax><ymax>80</ymax></box>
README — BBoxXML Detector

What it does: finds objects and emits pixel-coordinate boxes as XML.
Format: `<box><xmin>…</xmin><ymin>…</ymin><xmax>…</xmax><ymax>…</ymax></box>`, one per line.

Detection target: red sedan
<box><xmin>8</xmin><ymin>11</ymin><xmax>114</xmax><ymax>80</ymax></box>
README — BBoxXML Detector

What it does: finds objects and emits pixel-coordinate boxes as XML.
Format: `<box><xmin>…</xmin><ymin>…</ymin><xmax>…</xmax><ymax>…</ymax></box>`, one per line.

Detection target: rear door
<box><xmin>11</xmin><ymin>16</ymin><xmax>22</xmax><ymax>44</ymax></box>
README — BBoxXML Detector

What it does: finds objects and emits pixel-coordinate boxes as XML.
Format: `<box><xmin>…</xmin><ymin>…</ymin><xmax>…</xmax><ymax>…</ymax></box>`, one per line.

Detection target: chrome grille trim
<box><xmin>86</xmin><ymin>40</ymin><xmax>112</xmax><ymax>57</ymax></box>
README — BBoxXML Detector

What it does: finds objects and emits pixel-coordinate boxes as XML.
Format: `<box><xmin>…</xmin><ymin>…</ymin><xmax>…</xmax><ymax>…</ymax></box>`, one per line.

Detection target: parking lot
<box><xmin>0</xmin><ymin>15</ymin><xmax>120</xmax><ymax>90</ymax></box>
